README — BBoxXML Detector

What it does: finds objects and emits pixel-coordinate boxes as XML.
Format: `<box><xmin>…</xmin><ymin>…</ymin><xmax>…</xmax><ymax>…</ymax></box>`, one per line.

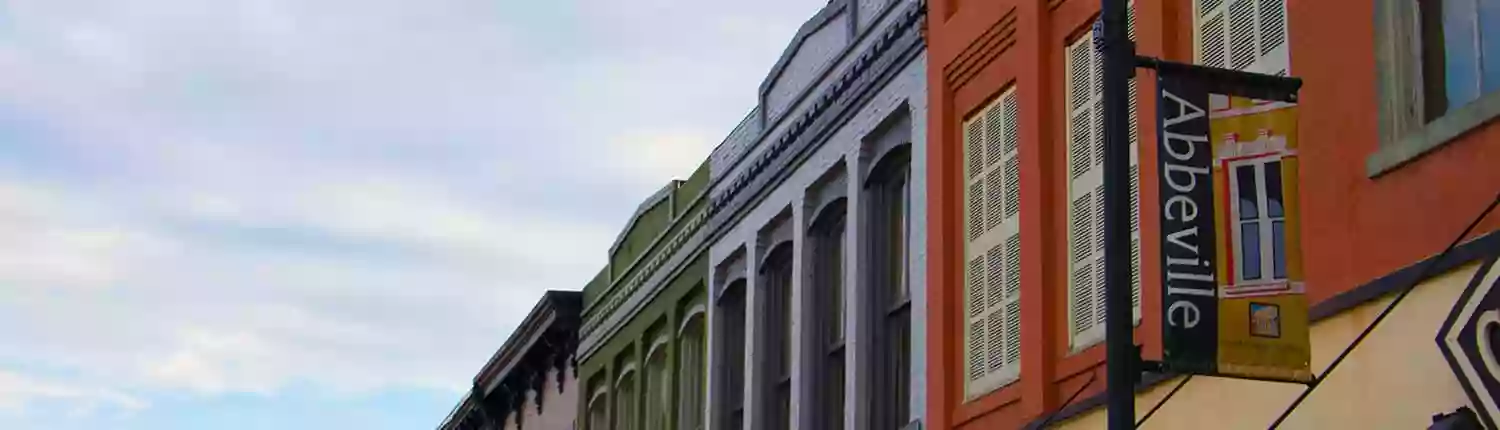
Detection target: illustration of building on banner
<box><xmin>1209</xmin><ymin>95</ymin><xmax>1313</xmax><ymax>382</ymax></box>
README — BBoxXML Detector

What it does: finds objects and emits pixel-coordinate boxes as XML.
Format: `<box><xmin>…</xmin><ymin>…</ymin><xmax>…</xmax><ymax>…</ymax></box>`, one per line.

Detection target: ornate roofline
<box><xmin>437</xmin><ymin>291</ymin><xmax>582</xmax><ymax>430</ymax></box>
<box><xmin>607</xmin><ymin>179</ymin><xmax>682</xmax><ymax>256</ymax></box>
<box><xmin>708</xmin><ymin>0</ymin><xmax>927</xmax><ymax>234</ymax></box>
<box><xmin>757</xmin><ymin>0</ymin><xmax>852</xmax><ymax>98</ymax></box>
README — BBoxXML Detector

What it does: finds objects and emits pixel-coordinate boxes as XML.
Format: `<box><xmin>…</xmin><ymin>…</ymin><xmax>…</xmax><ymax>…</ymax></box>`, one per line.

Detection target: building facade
<box><xmin>703</xmin><ymin>1</ymin><xmax>928</xmax><ymax>430</ymax></box>
<box><xmin>574</xmin><ymin>158</ymin><xmax>714</xmax><ymax>430</ymax></box>
<box><xmin>440</xmin><ymin>291</ymin><xmax>583</xmax><ymax>430</ymax></box>
<box><xmin>576</xmin><ymin>1</ymin><xmax>931</xmax><ymax>430</ymax></box>
<box><xmin>924</xmin><ymin>0</ymin><xmax>1500</xmax><ymax>428</ymax></box>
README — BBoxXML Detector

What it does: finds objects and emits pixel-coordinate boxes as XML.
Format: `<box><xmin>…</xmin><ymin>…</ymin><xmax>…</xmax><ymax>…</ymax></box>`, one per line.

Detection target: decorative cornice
<box><xmin>758</xmin><ymin>0</ymin><xmax>852</xmax><ymax>98</ymax></box>
<box><xmin>942</xmin><ymin>7</ymin><xmax>1018</xmax><ymax>89</ymax></box>
<box><xmin>607</xmin><ymin>180</ymin><xmax>681</xmax><ymax>255</ymax></box>
<box><xmin>580</xmin><ymin>0</ymin><xmax>927</xmax><ymax>362</ymax></box>
<box><xmin>438</xmin><ymin>291</ymin><xmax>581</xmax><ymax>430</ymax></box>
<box><xmin>707</xmin><ymin>0</ymin><xmax>927</xmax><ymax>235</ymax></box>
<box><xmin>581</xmin><ymin>200</ymin><xmax>708</xmax><ymax>338</ymax></box>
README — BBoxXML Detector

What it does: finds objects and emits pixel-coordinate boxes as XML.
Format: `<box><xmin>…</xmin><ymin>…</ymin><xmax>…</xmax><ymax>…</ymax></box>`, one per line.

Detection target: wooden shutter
<box><xmin>1065</xmin><ymin>6</ymin><xmax>1145</xmax><ymax>351</ymax></box>
<box><xmin>1195</xmin><ymin>0</ymin><xmax>1290</xmax><ymax>74</ymax></box>
<box><xmin>962</xmin><ymin>88</ymin><xmax>1022</xmax><ymax>397</ymax></box>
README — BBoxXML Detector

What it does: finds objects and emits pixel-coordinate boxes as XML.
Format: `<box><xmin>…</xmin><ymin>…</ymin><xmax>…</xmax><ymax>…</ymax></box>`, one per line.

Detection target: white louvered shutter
<box><xmin>963</xmin><ymin>88</ymin><xmax>1022</xmax><ymax>397</ymax></box>
<box><xmin>1195</xmin><ymin>0</ymin><xmax>1289</xmax><ymax>75</ymax></box>
<box><xmin>1065</xmin><ymin>5</ymin><xmax>1144</xmax><ymax>351</ymax></box>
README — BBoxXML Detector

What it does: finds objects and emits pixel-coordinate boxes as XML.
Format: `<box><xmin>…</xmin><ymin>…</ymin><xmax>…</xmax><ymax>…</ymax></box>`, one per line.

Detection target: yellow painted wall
<box><xmin>1055</xmin><ymin>262</ymin><xmax>1482</xmax><ymax>429</ymax></box>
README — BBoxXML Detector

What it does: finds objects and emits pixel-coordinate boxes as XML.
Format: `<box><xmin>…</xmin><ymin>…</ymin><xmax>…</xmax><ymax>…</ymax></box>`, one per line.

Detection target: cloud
<box><xmin>0</xmin><ymin>370</ymin><xmax>148</xmax><ymax>416</ymax></box>
<box><xmin>0</xmin><ymin>0</ymin><xmax>830</xmax><ymax>424</ymax></box>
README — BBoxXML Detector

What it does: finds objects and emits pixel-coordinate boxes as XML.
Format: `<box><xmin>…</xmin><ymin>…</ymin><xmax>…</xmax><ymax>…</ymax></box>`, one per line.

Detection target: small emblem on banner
<box><xmin>1250</xmin><ymin>303</ymin><xmax>1282</xmax><ymax>339</ymax></box>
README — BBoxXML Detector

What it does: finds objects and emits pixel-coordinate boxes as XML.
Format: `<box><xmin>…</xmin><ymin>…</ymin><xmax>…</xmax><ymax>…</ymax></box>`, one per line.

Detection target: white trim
<box><xmin>589</xmin><ymin>385</ymin><xmax>609</xmax><ymax>407</ymax></box>
<box><xmin>647</xmin><ymin>334</ymin><xmax>672</xmax><ymax>361</ymax></box>
<box><xmin>615</xmin><ymin>363</ymin><xmax>638</xmax><ymax>387</ymax></box>
<box><xmin>1063</xmin><ymin>11</ymin><xmax>1144</xmax><ymax>353</ymax></box>
<box><xmin>678</xmin><ymin>304</ymin><xmax>708</xmax><ymax>336</ymax></box>
<box><xmin>960</xmin><ymin>86</ymin><xmax>1024</xmax><ymax>399</ymax></box>
<box><xmin>1442</xmin><ymin>262</ymin><xmax>1500</xmax><ymax>426</ymax></box>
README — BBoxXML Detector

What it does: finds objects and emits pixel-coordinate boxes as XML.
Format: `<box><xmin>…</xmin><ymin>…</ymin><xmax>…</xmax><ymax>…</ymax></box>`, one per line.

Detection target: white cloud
<box><xmin>0</xmin><ymin>370</ymin><xmax>147</xmax><ymax>416</ymax></box>
<box><xmin>0</xmin><ymin>0</ymin><xmax>830</xmax><ymax>417</ymax></box>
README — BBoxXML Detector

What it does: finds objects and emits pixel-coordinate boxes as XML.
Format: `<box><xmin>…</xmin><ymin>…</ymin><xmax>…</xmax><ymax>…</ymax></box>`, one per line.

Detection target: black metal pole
<box><xmin>1100</xmin><ymin>0</ymin><xmax>1135</xmax><ymax>426</ymax></box>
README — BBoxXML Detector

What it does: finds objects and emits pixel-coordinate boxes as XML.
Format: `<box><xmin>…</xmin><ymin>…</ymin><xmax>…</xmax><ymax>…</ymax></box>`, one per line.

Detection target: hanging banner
<box><xmin>1157</xmin><ymin>70</ymin><xmax>1313</xmax><ymax>383</ymax></box>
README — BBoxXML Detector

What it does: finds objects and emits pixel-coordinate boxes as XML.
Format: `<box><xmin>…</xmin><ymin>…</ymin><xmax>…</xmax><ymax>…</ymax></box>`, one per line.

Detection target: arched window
<box><xmin>677</xmin><ymin>306</ymin><xmax>707</xmax><ymax>430</ymax></box>
<box><xmin>614</xmin><ymin>363</ymin><xmax>637</xmax><ymax>430</ymax></box>
<box><xmin>808</xmin><ymin>199</ymin><xmax>847</xmax><ymax>430</ymax></box>
<box><xmin>643</xmin><ymin>335</ymin><xmax>672</xmax><ymax>429</ymax></box>
<box><xmin>715</xmin><ymin>278</ymin><xmax>747</xmax><ymax>430</ymax></box>
<box><xmin>866</xmin><ymin>144</ymin><xmax>912</xmax><ymax>430</ymax></box>
<box><xmin>758</xmin><ymin>242</ymin><xmax>794</xmax><ymax>430</ymax></box>
<box><xmin>587</xmin><ymin>385</ymin><xmax>609</xmax><ymax>430</ymax></box>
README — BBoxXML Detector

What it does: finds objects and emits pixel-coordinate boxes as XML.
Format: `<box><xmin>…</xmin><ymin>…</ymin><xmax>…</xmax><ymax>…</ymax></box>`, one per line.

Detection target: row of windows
<box><xmin>716</xmin><ymin>144</ymin><xmax>914</xmax><ymax>430</ymax></box>
<box><xmin>582</xmin><ymin>129</ymin><xmax>916</xmax><ymax>430</ymax></box>
<box><xmin>959</xmin><ymin>0</ymin><xmax>1294</xmax><ymax>399</ymax></box>
<box><xmin>585</xmin><ymin>308</ymin><xmax>708</xmax><ymax>430</ymax></box>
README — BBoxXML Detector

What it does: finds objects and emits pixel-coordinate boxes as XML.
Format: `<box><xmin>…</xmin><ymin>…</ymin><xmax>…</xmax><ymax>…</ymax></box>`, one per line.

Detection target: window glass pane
<box><xmin>1265</xmin><ymin>161</ymin><xmax>1284</xmax><ymax>218</ymax></box>
<box><xmin>1482</xmin><ymin>0</ymin><xmax>1500</xmax><ymax>92</ymax></box>
<box><xmin>1236</xmin><ymin>165</ymin><xmax>1259</xmax><ymax>220</ymax></box>
<box><xmin>1445</xmin><ymin>0</ymin><xmax>1482</xmax><ymax>106</ymax></box>
<box><xmin>1272</xmin><ymin>220</ymin><xmax>1287</xmax><ymax>279</ymax></box>
<box><xmin>1241</xmin><ymin>222</ymin><xmax>1262</xmax><ymax>280</ymax></box>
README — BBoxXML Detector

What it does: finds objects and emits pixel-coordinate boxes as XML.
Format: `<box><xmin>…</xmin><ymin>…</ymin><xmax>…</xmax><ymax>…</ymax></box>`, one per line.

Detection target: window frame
<box><xmin>864</xmin><ymin>144</ymin><xmax>913</xmax><ymax>430</ymax></box>
<box><xmin>806</xmin><ymin>199</ymin><xmax>847</xmax><ymax>430</ymax></box>
<box><xmin>757</xmin><ymin>241</ymin><xmax>795</xmax><ymax>430</ymax></box>
<box><xmin>613</xmin><ymin>361</ymin><xmax>638</xmax><ymax>430</ymax></box>
<box><xmin>1370</xmin><ymin>0</ymin><xmax>1500</xmax><ymax>176</ymax></box>
<box><xmin>676</xmin><ymin>304</ymin><xmax>708</xmax><ymax>430</ymax></box>
<box><xmin>960</xmin><ymin>87</ymin><xmax>1024</xmax><ymax>398</ymax></box>
<box><xmin>588</xmin><ymin>385</ymin><xmax>610</xmax><ymax>430</ymax></box>
<box><xmin>1063</xmin><ymin>13</ymin><xmax>1144</xmax><ymax>353</ymax></box>
<box><xmin>643</xmin><ymin>334</ymin><xmax>672</xmax><ymax>430</ymax></box>
<box><xmin>714</xmin><ymin>278</ymin><xmax>748</xmax><ymax>430</ymax></box>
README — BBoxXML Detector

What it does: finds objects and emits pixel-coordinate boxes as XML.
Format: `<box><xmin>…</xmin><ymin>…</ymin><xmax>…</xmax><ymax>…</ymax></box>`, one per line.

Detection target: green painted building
<box><xmin>574</xmin><ymin>155</ymin><xmax>719</xmax><ymax>430</ymax></box>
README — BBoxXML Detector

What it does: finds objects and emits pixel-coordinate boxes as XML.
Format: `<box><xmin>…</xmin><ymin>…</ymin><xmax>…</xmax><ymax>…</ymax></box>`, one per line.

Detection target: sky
<box><xmin>0</xmin><ymin>0</ymin><xmax>826</xmax><ymax>428</ymax></box>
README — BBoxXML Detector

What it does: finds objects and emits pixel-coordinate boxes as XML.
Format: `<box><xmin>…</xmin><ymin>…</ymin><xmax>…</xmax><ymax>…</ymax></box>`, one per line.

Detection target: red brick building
<box><xmin>924</xmin><ymin>0</ymin><xmax>1500</xmax><ymax>427</ymax></box>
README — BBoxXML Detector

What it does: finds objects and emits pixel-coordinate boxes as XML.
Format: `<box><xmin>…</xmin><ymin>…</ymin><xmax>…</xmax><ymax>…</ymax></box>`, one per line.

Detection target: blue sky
<box><xmin>0</xmin><ymin>0</ymin><xmax>823</xmax><ymax>428</ymax></box>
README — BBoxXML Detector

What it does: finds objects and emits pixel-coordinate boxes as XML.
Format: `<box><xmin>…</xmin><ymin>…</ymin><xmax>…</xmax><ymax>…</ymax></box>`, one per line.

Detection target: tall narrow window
<box><xmin>614</xmin><ymin>363</ymin><xmax>637</xmax><ymax>430</ymax></box>
<box><xmin>759</xmin><ymin>244</ymin><xmax>794</xmax><ymax>430</ymax></box>
<box><xmin>1064</xmin><ymin>6</ymin><xmax>1143</xmax><ymax>351</ymax></box>
<box><xmin>809</xmin><ymin>202</ymin><xmax>847</xmax><ymax>430</ymax></box>
<box><xmin>588</xmin><ymin>384</ymin><xmax>609</xmax><ymax>430</ymax></box>
<box><xmin>677</xmin><ymin>310</ymin><xmax>707</xmax><ymax>430</ymax></box>
<box><xmin>643</xmin><ymin>337</ymin><xmax>671</xmax><ymax>430</ymax></box>
<box><xmin>867</xmin><ymin>147</ymin><xmax>911</xmax><ymax>430</ymax></box>
<box><xmin>961</xmin><ymin>89</ymin><xmax>1022</xmax><ymax>397</ymax></box>
<box><xmin>716</xmin><ymin>280</ymin><xmax>747</xmax><ymax>430</ymax></box>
